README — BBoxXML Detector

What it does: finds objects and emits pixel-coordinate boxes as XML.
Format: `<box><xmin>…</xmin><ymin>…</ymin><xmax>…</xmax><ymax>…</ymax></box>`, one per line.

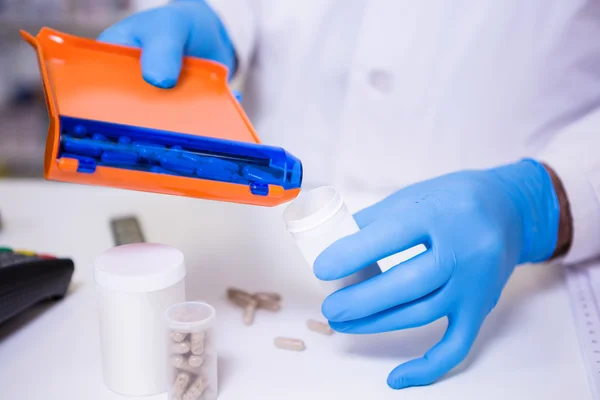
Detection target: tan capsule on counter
<box><xmin>171</xmin><ymin>371</ymin><xmax>191</xmax><ymax>400</ymax></box>
<box><xmin>243</xmin><ymin>303</ymin><xmax>257</xmax><ymax>325</ymax></box>
<box><xmin>254</xmin><ymin>292</ymin><xmax>282</xmax><ymax>302</ymax></box>
<box><xmin>253</xmin><ymin>292</ymin><xmax>281</xmax><ymax>311</ymax></box>
<box><xmin>227</xmin><ymin>287</ymin><xmax>257</xmax><ymax>308</ymax></box>
<box><xmin>306</xmin><ymin>319</ymin><xmax>334</xmax><ymax>335</ymax></box>
<box><xmin>274</xmin><ymin>337</ymin><xmax>306</xmax><ymax>351</ymax></box>
<box><xmin>190</xmin><ymin>332</ymin><xmax>204</xmax><ymax>355</ymax></box>
<box><xmin>182</xmin><ymin>376</ymin><xmax>206</xmax><ymax>400</ymax></box>
<box><xmin>172</xmin><ymin>340</ymin><xmax>191</xmax><ymax>354</ymax></box>
<box><xmin>171</xmin><ymin>331</ymin><xmax>188</xmax><ymax>343</ymax></box>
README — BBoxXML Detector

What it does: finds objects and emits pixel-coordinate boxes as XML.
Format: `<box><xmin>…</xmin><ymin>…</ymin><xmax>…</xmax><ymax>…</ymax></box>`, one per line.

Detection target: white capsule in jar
<box><xmin>182</xmin><ymin>376</ymin><xmax>206</xmax><ymax>400</ymax></box>
<box><xmin>188</xmin><ymin>355</ymin><xmax>204</xmax><ymax>368</ymax></box>
<box><xmin>190</xmin><ymin>332</ymin><xmax>204</xmax><ymax>355</ymax></box>
<box><xmin>171</xmin><ymin>372</ymin><xmax>191</xmax><ymax>400</ymax></box>
<box><xmin>171</xmin><ymin>341</ymin><xmax>191</xmax><ymax>354</ymax></box>
<box><xmin>171</xmin><ymin>332</ymin><xmax>188</xmax><ymax>343</ymax></box>
<box><xmin>171</xmin><ymin>355</ymin><xmax>200</xmax><ymax>374</ymax></box>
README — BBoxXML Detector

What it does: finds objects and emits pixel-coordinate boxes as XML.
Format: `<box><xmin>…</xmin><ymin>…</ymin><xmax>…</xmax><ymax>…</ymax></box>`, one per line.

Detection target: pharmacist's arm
<box><xmin>538</xmin><ymin>107</ymin><xmax>600</xmax><ymax>265</ymax></box>
<box><xmin>205</xmin><ymin>0</ymin><xmax>260</xmax><ymax>78</ymax></box>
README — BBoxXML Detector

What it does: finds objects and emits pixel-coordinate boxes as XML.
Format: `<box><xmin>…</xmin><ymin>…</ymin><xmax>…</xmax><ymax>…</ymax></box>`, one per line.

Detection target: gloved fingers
<box><xmin>97</xmin><ymin>13</ymin><xmax>190</xmax><ymax>88</ymax></box>
<box><xmin>354</xmin><ymin>189</ymin><xmax>420</xmax><ymax>228</ymax></box>
<box><xmin>328</xmin><ymin>289</ymin><xmax>448</xmax><ymax>333</ymax></box>
<box><xmin>386</xmin><ymin>311</ymin><xmax>482</xmax><ymax>389</ymax></box>
<box><xmin>138</xmin><ymin>23</ymin><xmax>191</xmax><ymax>88</ymax></box>
<box><xmin>97</xmin><ymin>20</ymin><xmax>141</xmax><ymax>48</ymax></box>
<box><xmin>314</xmin><ymin>206</ymin><xmax>430</xmax><ymax>281</ymax></box>
<box><xmin>322</xmin><ymin>251</ymin><xmax>452</xmax><ymax>321</ymax></box>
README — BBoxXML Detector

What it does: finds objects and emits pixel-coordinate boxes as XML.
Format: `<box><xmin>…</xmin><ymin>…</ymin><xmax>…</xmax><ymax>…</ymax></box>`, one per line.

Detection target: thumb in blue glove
<box><xmin>314</xmin><ymin>159</ymin><xmax>560</xmax><ymax>389</ymax></box>
<box><xmin>98</xmin><ymin>0</ymin><xmax>236</xmax><ymax>88</ymax></box>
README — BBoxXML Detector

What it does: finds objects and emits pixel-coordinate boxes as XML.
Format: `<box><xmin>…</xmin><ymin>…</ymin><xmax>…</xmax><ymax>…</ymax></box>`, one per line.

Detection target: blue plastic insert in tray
<box><xmin>57</xmin><ymin>116</ymin><xmax>302</xmax><ymax>195</ymax></box>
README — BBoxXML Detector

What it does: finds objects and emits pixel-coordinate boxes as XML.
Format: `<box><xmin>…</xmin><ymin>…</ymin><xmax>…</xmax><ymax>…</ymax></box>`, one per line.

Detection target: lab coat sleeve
<box><xmin>204</xmin><ymin>0</ymin><xmax>258</xmax><ymax>78</ymax></box>
<box><xmin>538</xmin><ymin>108</ymin><xmax>600</xmax><ymax>265</ymax></box>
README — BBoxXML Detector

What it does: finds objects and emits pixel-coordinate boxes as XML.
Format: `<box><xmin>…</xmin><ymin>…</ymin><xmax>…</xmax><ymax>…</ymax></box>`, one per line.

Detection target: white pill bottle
<box><xmin>94</xmin><ymin>243</ymin><xmax>186</xmax><ymax>396</ymax></box>
<box><xmin>283</xmin><ymin>186</ymin><xmax>381</xmax><ymax>294</ymax></box>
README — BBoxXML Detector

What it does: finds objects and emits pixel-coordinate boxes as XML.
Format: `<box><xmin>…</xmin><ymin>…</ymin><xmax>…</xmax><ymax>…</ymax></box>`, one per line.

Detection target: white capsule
<box><xmin>190</xmin><ymin>332</ymin><xmax>204</xmax><ymax>355</ymax></box>
<box><xmin>254</xmin><ymin>292</ymin><xmax>282</xmax><ymax>302</ymax></box>
<box><xmin>172</xmin><ymin>340</ymin><xmax>191</xmax><ymax>354</ymax></box>
<box><xmin>306</xmin><ymin>319</ymin><xmax>334</xmax><ymax>336</ymax></box>
<box><xmin>171</xmin><ymin>331</ymin><xmax>188</xmax><ymax>343</ymax></box>
<box><xmin>274</xmin><ymin>337</ymin><xmax>306</xmax><ymax>351</ymax></box>
<box><xmin>188</xmin><ymin>355</ymin><xmax>204</xmax><ymax>368</ymax></box>
<box><xmin>253</xmin><ymin>292</ymin><xmax>281</xmax><ymax>311</ymax></box>
<box><xmin>171</xmin><ymin>372</ymin><xmax>191</xmax><ymax>400</ymax></box>
<box><xmin>182</xmin><ymin>376</ymin><xmax>206</xmax><ymax>400</ymax></box>
<box><xmin>227</xmin><ymin>287</ymin><xmax>257</xmax><ymax>308</ymax></box>
<box><xmin>243</xmin><ymin>303</ymin><xmax>256</xmax><ymax>326</ymax></box>
<box><xmin>171</xmin><ymin>355</ymin><xmax>200</xmax><ymax>374</ymax></box>
<box><xmin>171</xmin><ymin>355</ymin><xmax>186</xmax><ymax>368</ymax></box>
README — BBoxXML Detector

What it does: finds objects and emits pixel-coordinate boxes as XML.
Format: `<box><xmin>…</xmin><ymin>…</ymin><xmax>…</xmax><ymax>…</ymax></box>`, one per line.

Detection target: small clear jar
<box><xmin>165</xmin><ymin>302</ymin><xmax>217</xmax><ymax>400</ymax></box>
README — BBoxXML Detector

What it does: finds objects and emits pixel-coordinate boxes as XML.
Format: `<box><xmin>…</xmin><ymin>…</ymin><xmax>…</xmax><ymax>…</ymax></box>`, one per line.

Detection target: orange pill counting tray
<box><xmin>21</xmin><ymin>28</ymin><xmax>302</xmax><ymax>207</ymax></box>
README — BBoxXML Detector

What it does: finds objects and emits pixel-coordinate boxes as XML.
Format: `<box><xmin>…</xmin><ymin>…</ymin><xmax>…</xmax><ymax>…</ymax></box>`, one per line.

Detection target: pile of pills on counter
<box><xmin>226</xmin><ymin>287</ymin><xmax>281</xmax><ymax>325</ymax></box>
<box><xmin>226</xmin><ymin>287</ymin><xmax>334</xmax><ymax>353</ymax></box>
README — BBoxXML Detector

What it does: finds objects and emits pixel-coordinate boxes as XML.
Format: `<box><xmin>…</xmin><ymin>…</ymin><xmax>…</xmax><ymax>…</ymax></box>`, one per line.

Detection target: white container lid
<box><xmin>95</xmin><ymin>243</ymin><xmax>186</xmax><ymax>293</ymax></box>
<box><xmin>165</xmin><ymin>301</ymin><xmax>216</xmax><ymax>332</ymax></box>
<box><xmin>283</xmin><ymin>186</ymin><xmax>344</xmax><ymax>233</ymax></box>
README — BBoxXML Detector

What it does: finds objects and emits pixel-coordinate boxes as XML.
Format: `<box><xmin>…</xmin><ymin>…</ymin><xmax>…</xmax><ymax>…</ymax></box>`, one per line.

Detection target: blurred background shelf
<box><xmin>0</xmin><ymin>99</ymin><xmax>48</xmax><ymax>177</ymax></box>
<box><xmin>0</xmin><ymin>0</ymin><xmax>167</xmax><ymax>178</ymax></box>
<box><xmin>0</xmin><ymin>17</ymin><xmax>127</xmax><ymax>38</ymax></box>
<box><xmin>0</xmin><ymin>0</ymin><xmax>134</xmax><ymax>34</ymax></box>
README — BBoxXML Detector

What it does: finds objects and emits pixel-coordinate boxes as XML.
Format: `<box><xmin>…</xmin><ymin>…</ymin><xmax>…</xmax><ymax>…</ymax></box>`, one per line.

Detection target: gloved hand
<box><xmin>314</xmin><ymin>159</ymin><xmax>560</xmax><ymax>389</ymax></box>
<box><xmin>98</xmin><ymin>0</ymin><xmax>236</xmax><ymax>88</ymax></box>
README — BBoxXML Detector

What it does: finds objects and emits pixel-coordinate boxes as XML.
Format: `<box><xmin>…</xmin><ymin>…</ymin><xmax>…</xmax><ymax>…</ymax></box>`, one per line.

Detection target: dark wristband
<box><xmin>541</xmin><ymin>163</ymin><xmax>574</xmax><ymax>259</ymax></box>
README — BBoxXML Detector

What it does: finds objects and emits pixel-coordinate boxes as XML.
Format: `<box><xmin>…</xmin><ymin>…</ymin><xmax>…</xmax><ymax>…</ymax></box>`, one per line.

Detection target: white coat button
<box><xmin>368</xmin><ymin>70</ymin><xmax>394</xmax><ymax>93</ymax></box>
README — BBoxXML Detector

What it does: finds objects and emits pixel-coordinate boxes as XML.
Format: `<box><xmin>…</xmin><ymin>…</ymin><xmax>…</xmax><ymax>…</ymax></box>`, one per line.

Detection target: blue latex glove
<box><xmin>314</xmin><ymin>159</ymin><xmax>560</xmax><ymax>389</ymax></box>
<box><xmin>98</xmin><ymin>0</ymin><xmax>236</xmax><ymax>88</ymax></box>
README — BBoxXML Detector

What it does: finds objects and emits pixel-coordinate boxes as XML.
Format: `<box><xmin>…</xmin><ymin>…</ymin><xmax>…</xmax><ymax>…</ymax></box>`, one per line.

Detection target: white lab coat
<box><xmin>206</xmin><ymin>0</ymin><xmax>600</xmax><ymax>265</ymax></box>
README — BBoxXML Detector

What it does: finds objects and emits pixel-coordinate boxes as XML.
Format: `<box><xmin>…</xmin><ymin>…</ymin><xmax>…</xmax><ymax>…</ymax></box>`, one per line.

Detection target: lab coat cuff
<box><xmin>204</xmin><ymin>0</ymin><xmax>256</xmax><ymax>78</ymax></box>
<box><xmin>538</xmin><ymin>155</ymin><xmax>600</xmax><ymax>265</ymax></box>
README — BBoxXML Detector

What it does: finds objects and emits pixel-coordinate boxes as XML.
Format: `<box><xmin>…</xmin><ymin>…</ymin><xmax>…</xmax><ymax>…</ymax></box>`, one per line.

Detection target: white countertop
<box><xmin>0</xmin><ymin>180</ymin><xmax>591</xmax><ymax>399</ymax></box>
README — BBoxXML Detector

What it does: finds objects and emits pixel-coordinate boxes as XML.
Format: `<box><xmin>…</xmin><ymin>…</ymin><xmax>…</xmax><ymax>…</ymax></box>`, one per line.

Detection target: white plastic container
<box><xmin>282</xmin><ymin>186</ymin><xmax>381</xmax><ymax>294</ymax></box>
<box><xmin>94</xmin><ymin>243</ymin><xmax>186</xmax><ymax>396</ymax></box>
<box><xmin>166</xmin><ymin>301</ymin><xmax>217</xmax><ymax>400</ymax></box>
